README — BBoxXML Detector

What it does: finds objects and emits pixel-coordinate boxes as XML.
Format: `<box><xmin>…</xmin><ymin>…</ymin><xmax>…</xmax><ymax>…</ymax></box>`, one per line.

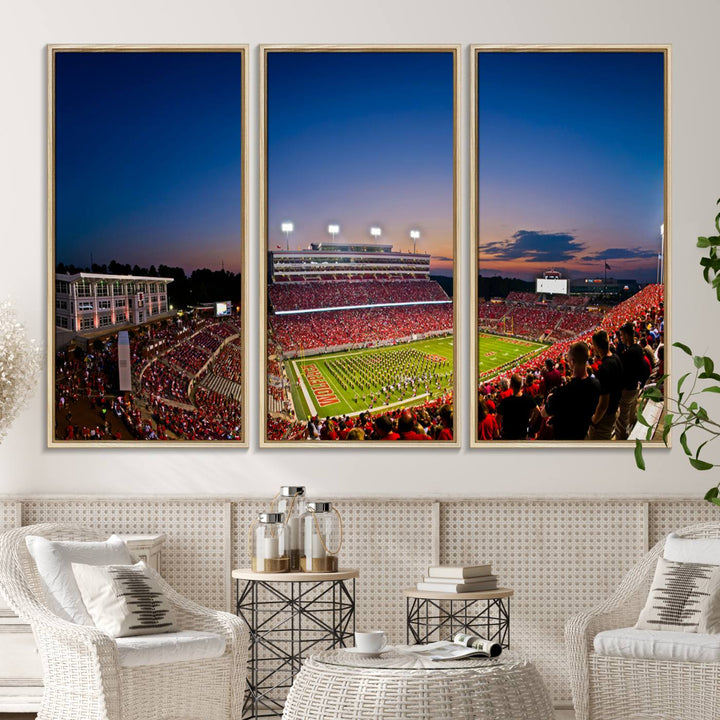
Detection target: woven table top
<box><xmin>312</xmin><ymin>646</ymin><xmax>526</xmax><ymax>672</ymax></box>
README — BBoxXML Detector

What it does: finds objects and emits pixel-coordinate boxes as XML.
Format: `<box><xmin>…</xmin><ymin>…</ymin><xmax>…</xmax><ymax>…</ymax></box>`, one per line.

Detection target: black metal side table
<box><xmin>234</xmin><ymin>568</ymin><xmax>359</xmax><ymax>719</ymax></box>
<box><xmin>404</xmin><ymin>587</ymin><xmax>513</xmax><ymax>648</ymax></box>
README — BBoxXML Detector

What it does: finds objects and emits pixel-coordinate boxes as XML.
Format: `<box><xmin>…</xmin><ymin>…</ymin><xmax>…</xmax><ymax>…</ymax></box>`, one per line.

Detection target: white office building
<box><xmin>55</xmin><ymin>272</ymin><xmax>173</xmax><ymax>334</ymax></box>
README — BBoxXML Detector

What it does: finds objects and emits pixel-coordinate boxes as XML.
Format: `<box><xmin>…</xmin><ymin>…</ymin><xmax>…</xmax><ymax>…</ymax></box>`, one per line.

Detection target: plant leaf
<box><xmin>634</xmin><ymin>439</ymin><xmax>646</xmax><ymax>471</ymax></box>
<box><xmin>699</xmin><ymin>236</ymin><xmax>711</xmax><ymax>248</ymax></box>
<box><xmin>701</xmin><ymin>386</ymin><xmax>720</xmax><ymax>393</ymax></box>
<box><xmin>636</xmin><ymin>405</ymin><xmax>650</xmax><ymax>427</ymax></box>
<box><xmin>705</xmin><ymin>486</ymin><xmax>720</xmax><ymax>501</ymax></box>
<box><xmin>680</xmin><ymin>431</ymin><xmax>691</xmax><ymax>456</ymax></box>
<box><xmin>705</xmin><ymin>357</ymin><xmax>715</xmax><ymax>374</ymax></box>
<box><xmin>694</xmin><ymin>356</ymin><xmax>705</xmax><ymax>369</ymax></box>
<box><xmin>673</xmin><ymin>342</ymin><xmax>693</xmax><ymax>356</ymax></box>
<box><xmin>690</xmin><ymin>458</ymin><xmax>715</xmax><ymax>471</ymax></box>
<box><xmin>662</xmin><ymin>413</ymin><xmax>673</xmax><ymax>446</ymax></box>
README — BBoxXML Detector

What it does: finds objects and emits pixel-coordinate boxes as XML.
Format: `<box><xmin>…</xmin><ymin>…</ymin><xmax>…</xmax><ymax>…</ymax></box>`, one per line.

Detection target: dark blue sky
<box><xmin>55</xmin><ymin>51</ymin><xmax>243</xmax><ymax>274</ymax></box>
<box><xmin>267</xmin><ymin>51</ymin><xmax>455</xmax><ymax>274</ymax></box>
<box><xmin>478</xmin><ymin>51</ymin><xmax>665</xmax><ymax>283</ymax></box>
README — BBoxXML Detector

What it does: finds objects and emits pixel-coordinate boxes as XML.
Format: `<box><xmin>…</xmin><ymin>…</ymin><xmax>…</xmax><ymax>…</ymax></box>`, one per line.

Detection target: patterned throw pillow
<box><xmin>71</xmin><ymin>561</ymin><xmax>178</xmax><ymax>638</ymax></box>
<box><xmin>635</xmin><ymin>557</ymin><xmax>720</xmax><ymax>633</ymax></box>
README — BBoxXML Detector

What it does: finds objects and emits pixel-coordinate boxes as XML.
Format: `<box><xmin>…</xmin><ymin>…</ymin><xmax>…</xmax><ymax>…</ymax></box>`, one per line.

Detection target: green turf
<box><xmin>477</xmin><ymin>333</ymin><xmax>547</xmax><ymax>378</ymax></box>
<box><xmin>286</xmin><ymin>336</ymin><xmax>454</xmax><ymax>421</ymax></box>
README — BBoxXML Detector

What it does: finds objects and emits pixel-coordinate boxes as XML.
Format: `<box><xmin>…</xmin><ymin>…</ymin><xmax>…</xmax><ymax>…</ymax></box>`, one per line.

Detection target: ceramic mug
<box><xmin>354</xmin><ymin>630</ymin><xmax>387</xmax><ymax>654</ymax></box>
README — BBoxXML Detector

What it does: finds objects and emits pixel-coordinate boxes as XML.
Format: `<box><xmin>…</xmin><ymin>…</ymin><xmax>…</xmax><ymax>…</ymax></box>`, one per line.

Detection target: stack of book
<box><xmin>416</xmin><ymin>564</ymin><xmax>497</xmax><ymax>593</ymax></box>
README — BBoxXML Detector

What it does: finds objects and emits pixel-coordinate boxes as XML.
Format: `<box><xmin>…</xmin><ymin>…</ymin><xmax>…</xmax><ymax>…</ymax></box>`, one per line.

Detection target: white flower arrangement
<box><xmin>0</xmin><ymin>300</ymin><xmax>41</xmax><ymax>442</ymax></box>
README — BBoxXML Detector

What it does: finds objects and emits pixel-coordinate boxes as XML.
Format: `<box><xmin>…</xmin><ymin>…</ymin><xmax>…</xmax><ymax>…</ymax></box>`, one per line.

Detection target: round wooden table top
<box><xmin>233</xmin><ymin>568</ymin><xmax>360</xmax><ymax>582</ymax></box>
<box><xmin>403</xmin><ymin>587</ymin><xmax>513</xmax><ymax>601</ymax></box>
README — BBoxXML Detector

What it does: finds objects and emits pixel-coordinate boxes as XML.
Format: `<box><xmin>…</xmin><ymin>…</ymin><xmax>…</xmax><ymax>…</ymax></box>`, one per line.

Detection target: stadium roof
<box><xmin>56</xmin><ymin>272</ymin><xmax>174</xmax><ymax>283</ymax></box>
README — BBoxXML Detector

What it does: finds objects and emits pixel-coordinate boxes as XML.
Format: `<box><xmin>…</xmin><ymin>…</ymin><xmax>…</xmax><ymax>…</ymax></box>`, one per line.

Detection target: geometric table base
<box><xmin>235</xmin><ymin>570</ymin><xmax>357</xmax><ymax>719</ymax></box>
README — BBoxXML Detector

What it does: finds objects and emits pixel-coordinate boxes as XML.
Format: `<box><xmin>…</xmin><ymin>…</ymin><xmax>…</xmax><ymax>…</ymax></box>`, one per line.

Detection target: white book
<box><xmin>417</xmin><ymin>580</ymin><xmax>498</xmax><ymax>593</ymax></box>
<box><xmin>423</xmin><ymin>574</ymin><xmax>496</xmax><ymax>585</ymax></box>
<box><xmin>427</xmin><ymin>564</ymin><xmax>492</xmax><ymax>579</ymax></box>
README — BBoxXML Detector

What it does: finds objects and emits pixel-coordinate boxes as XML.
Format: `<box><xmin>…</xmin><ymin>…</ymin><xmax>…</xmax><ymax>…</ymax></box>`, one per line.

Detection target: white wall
<box><xmin>1</xmin><ymin>0</ymin><xmax>719</xmax><ymax>498</ymax></box>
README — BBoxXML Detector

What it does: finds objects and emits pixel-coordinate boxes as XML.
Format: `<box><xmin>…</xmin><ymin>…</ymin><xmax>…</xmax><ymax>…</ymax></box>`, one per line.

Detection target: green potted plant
<box><xmin>635</xmin><ymin>199</ymin><xmax>720</xmax><ymax>506</ymax></box>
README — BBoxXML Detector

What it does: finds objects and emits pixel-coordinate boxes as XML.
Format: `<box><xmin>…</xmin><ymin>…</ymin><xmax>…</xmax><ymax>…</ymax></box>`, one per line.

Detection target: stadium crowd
<box><xmin>270</xmin><ymin>304</ymin><xmax>453</xmax><ymax>353</ymax></box>
<box><xmin>266</xmin><ymin>394</ymin><xmax>454</xmax><ymax>442</ymax></box>
<box><xmin>477</xmin><ymin>284</ymin><xmax>664</xmax><ymax>442</ymax></box>
<box><xmin>269</xmin><ymin>279</ymin><xmax>449</xmax><ymax>312</ymax></box>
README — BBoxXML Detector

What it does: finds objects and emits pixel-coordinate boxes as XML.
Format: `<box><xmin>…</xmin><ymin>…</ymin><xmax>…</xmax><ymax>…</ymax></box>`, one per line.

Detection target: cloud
<box><xmin>581</xmin><ymin>247</ymin><xmax>659</xmax><ymax>261</ymax></box>
<box><xmin>480</xmin><ymin>230</ymin><xmax>585</xmax><ymax>263</ymax></box>
<box><xmin>431</xmin><ymin>255</ymin><xmax>453</xmax><ymax>262</ymax></box>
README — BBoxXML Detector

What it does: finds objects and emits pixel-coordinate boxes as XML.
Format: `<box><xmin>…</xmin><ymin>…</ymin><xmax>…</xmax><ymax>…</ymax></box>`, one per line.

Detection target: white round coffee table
<box><xmin>282</xmin><ymin>647</ymin><xmax>554</xmax><ymax>720</ymax></box>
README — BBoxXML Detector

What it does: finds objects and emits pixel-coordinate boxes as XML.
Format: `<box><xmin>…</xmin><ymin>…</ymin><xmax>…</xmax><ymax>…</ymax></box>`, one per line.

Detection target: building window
<box><xmin>56</xmin><ymin>316</ymin><xmax>69</xmax><ymax>329</ymax></box>
<box><xmin>75</xmin><ymin>280</ymin><xmax>92</xmax><ymax>297</ymax></box>
<box><xmin>99</xmin><ymin>315</ymin><xmax>112</xmax><ymax>327</ymax></box>
<box><xmin>114</xmin><ymin>298</ymin><xmax>126</xmax><ymax>308</ymax></box>
<box><xmin>149</xmin><ymin>283</ymin><xmax>157</xmax><ymax>293</ymax></box>
<box><xmin>160</xmin><ymin>302</ymin><xmax>168</xmax><ymax>313</ymax></box>
<box><xmin>57</xmin><ymin>280</ymin><xmax>69</xmax><ymax>294</ymax></box>
<box><xmin>78</xmin><ymin>301</ymin><xmax>94</xmax><ymax>312</ymax></box>
<box><xmin>98</xmin><ymin>299</ymin><xmax>111</xmax><ymax>310</ymax></box>
<box><xmin>80</xmin><ymin>317</ymin><xmax>94</xmax><ymax>330</ymax></box>
<box><xmin>56</xmin><ymin>299</ymin><xmax>68</xmax><ymax>310</ymax></box>
<box><xmin>96</xmin><ymin>281</ymin><xmax>109</xmax><ymax>296</ymax></box>
<box><xmin>112</xmin><ymin>281</ymin><xmax>124</xmax><ymax>295</ymax></box>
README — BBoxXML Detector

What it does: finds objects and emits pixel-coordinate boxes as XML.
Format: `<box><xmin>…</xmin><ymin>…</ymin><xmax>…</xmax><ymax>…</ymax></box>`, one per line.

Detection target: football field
<box><xmin>285</xmin><ymin>336</ymin><xmax>454</xmax><ymax>421</ymax></box>
<box><xmin>477</xmin><ymin>333</ymin><xmax>547</xmax><ymax>379</ymax></box>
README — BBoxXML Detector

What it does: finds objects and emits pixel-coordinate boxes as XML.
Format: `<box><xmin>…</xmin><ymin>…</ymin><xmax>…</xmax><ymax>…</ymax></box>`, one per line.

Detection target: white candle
<box><xmin>256</xmin><ymin>527</ymin><xmax>265</xmax><ymax>571</ymax></box>
<box><xmin>264</xmin><ymin>536</ymin><xmax>279</xmax><ymax>559</ymax></box>
<box><xmin>311</xmin><ymin>532</ymin><xmax>326</xmax><ymax>559</ymax></box>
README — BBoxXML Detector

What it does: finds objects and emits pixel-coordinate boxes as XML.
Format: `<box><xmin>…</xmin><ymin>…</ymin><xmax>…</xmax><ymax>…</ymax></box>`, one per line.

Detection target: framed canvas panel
<box><xmin>260</xmin><ymin>45</ymin><xmax>460</xmax><ymax>446</ymax></box>
<box><xmin>470</xmin><ymin>45</ymin><xmax>670</xmax><ymax>447</ymax></box>
<box><xmin>48</xmin><ymin>45</ymin><xmax>248</xmax><ymax>446</ymax></box>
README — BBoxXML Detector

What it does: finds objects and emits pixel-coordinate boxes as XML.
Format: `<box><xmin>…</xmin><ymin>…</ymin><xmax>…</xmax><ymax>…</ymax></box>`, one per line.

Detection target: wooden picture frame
<box><xmin>260</xmin><ymin>45</ymin><xmax>460</xmax><ymax>446</ymax></box>
<box><xmin>48</xmin><ymin>45</ymin><xmax>249</xmax><ymax>446</ymax></box>
<box><xmin>470</xmin><ymin>45</ymin><xmax>670</xmax><ymax>448</ymax></box>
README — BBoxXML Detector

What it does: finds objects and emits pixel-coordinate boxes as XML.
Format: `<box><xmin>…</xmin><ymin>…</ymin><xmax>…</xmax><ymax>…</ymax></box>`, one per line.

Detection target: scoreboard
<box><xmin>536</xmin><ymin>277</ymin><xmax>568</xmax><ymax>295</ymax></box>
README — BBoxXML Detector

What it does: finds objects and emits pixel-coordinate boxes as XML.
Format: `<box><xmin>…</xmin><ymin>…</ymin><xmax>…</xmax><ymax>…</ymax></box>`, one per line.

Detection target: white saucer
<box><xmin>343</xmin><ymin>647</ymin><xmax>390</xmax><ymax>657</ymax></box>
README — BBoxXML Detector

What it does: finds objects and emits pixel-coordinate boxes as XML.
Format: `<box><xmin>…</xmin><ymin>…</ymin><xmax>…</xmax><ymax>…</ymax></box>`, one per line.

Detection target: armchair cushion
<box><xmin>115</xmin><ymin>630</ymin><xmax>226</xmax><ymax>668</ymax></box>
<box><xmin>25</xmin><ymin>534</ymin><xmax>133</xmax><ymax>624</ymax></box>
<box><xmin>664</xmin><ymin>532</ymin><xmax>720</xmax><ymax>564</ymax></box>
<box><xmin>595</xmin><ymin>627</ymin><xmax>720</xmax><ymax>663</ymax></box>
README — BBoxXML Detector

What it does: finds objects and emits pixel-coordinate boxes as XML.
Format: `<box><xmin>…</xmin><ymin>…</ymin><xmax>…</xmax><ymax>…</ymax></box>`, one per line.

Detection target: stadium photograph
<box><xmin>50</xmin><ymin>47</ymin><xmax>247</xmax><ymax>445</ymax></box>
<box><xmin>472</xmin><ymin>47</ymin><xmax>668</xmax><ymax>445</ymax></box>
<box><xmin>262</xmin><ymin>47</ymin><xmax>458</xmax><ymax>444</ymax></box>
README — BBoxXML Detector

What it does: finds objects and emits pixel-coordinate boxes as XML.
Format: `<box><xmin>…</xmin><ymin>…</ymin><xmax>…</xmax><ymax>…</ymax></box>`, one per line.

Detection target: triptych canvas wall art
<box><xmin>47</xmin><ymin>44</ymin><xmax>668</xmax><ymax>449</ymax></box>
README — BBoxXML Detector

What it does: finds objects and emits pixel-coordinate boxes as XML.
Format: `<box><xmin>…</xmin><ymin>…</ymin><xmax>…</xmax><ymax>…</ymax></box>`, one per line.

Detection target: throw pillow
<box><xmin>25</xmin><ymin>534</ymin><xmax>134</xmax><ymax>624</ymax></box>
<box><xmin>636</xmin><ymin>557</ymin><xmax>720</xmax><ymax>633</ymax></box>
<box><xmin>664</xmin><ymin>532</ymin><xmax>720</xmax><ymax>565</ymax></box>
<box><xmin>71</xmin><ymin>561</ymin><xmax>178</xmax><ymax>638</ymax></box>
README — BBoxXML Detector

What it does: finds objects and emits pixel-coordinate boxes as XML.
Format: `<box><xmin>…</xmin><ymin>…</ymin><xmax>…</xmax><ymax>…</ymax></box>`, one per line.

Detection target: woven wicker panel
<box><xmin>440</xmin><ymin>500</ymin><xmax>646</xmax><ymax>705</ymax></box>
<box><xmin>22</xmin><ymin>500</ymin><xmax>227</xmax><ymax>610</ymax></box>
<box><xmin>0</xmin><ymin>501</ymin><xmax>18</xmax><ymax>531</ymax></box>
<box><xmin>648</xmin><ymin>500</ymin><xmax>720</xmax><ymax>545</ymax></box>
<box><xmin>232</xmin><ymin>500</ymin><xmax>434</xmax><ymax>646</ymax></box>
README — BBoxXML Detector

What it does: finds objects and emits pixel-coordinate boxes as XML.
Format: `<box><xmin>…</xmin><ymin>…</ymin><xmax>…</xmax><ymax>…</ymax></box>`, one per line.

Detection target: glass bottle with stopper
<box><xmin>251</xmin><ymin>512</ymin><xmax>290</xmax><ymax>573</ymax></box>
<box><xmin>301</xmin><ymin>501</ymin><xmax>343</xmax><ymax>573</ymax></box>
<box><xmin>276</xmin><ymin>486</ymin><xmax>306</xmax><ymax>571</ymax></box>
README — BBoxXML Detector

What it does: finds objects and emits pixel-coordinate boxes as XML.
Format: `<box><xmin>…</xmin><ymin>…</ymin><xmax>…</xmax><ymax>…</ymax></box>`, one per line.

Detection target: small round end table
<box><xmin>233</xmin><ymin>568</ymin><xmax>359</xmax><ymax>719</ymax></box>
<box><xmin>404</xmin><ymin>587</ymin><xmax>513</xmax><ymax>647</ymax></box>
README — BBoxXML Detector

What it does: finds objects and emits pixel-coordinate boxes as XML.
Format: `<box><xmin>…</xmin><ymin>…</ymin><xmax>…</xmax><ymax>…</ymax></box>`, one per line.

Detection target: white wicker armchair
<box><xmin>0</xmin><ymin>524</ymin><xmax>249</xmax><ymax>720</ymax></box>
<box><xmin>565</xmin><ymin>521</ymin><xmax>720</xmax><ymax>720</ymax></box>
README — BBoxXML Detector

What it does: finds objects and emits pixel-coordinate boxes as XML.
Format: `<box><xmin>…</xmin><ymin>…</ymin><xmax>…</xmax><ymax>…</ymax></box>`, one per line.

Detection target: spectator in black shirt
<box><xmin>498</xmin><ymin>374</ymin><xmax>535</xmax><ymax>440</ymax></box>
<box><xmin>588</xmin><ymin>329</ymin><xmax>624</xmax><ymax>440</ymax></box>
<box><xmin>614</xmin><ymin>322</ymin><xmax>650</xmax><ymax>440</ymax></box>
<box><xmin>542</xmin><ymin>341</ymin><xmax>600</xmax><ymax>440</ymax></box>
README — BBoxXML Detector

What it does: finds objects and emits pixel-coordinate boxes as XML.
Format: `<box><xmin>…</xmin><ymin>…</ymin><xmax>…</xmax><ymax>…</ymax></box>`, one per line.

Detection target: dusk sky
<box><xmin>55</xmin><ymin>51</ymin><xmax>243</xmax><ymax>274</ymax></box>
<box><xmin>267</xmin><ymin>51</ymin><xmax>455</xmax><ymax>275</ymax></box>
<box><xmin>478</xmin><ymin>51</ymin><xmax>665</xmax><ymax>284</ymax></box>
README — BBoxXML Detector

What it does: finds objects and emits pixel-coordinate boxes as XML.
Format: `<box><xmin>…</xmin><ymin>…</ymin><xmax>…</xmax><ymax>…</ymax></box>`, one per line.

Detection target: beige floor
<box><xmin>0</xmin><ymin>711</ymin><xmax>576</xmax><ymax>716</ymax></box>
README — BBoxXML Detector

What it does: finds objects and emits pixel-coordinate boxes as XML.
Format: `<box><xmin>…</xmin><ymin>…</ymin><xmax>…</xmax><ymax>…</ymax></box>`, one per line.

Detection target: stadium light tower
<box><xmin>410</xmin><ymin>229</ymin><xmax>420</xmax><ymax>254</ymax></box>
<box><xmin>281</xmin><ymin>221</ymin><xmax>294</xmax><ymax>250</ymax></box>
<box><xmin>658</xmin><ymin>223</ymin><xmax>665</xmax><ymax>284</ymax></box>
<box><xmin>370</xmin><ymin>226</ymin><xmax>382</xmax><ymax>244</ymax></box>
<box><xmin>328</xmin><ymin>224</ymin><xmax>340</xmax><ymax>242</ymax></box>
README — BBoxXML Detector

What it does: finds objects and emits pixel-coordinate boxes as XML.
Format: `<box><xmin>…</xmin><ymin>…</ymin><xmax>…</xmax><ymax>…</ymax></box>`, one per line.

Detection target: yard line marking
<box><xmin>292</xmin><ymin>360</ymin><xmax>317</xmax><ymax>417</ymax></box>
